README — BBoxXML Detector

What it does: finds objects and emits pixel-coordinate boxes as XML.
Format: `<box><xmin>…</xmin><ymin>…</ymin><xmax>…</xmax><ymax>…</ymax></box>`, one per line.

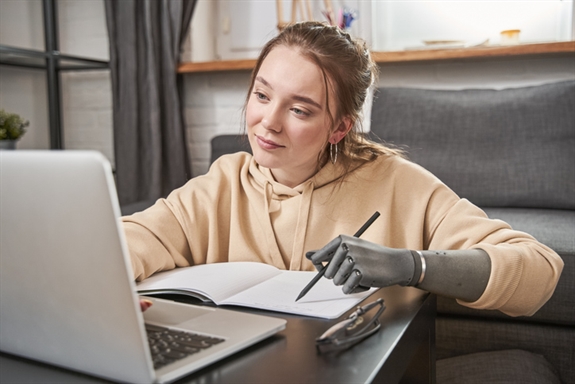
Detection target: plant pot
<box><xmin>0</xmin><ymin>140</ymin><xmax>17</xmax><ymax>150</ymax></box>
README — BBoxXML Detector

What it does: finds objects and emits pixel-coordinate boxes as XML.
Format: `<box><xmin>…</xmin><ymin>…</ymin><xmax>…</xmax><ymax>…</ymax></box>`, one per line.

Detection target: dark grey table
<box><xmin>0</xmin><ymin>286</ymin><xmax>436</xmax><ymax>384</ymax></box>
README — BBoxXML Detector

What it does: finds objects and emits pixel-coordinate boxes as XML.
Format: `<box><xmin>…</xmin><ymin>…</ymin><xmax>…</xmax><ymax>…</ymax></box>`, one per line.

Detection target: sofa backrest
<box><xmin>210</xmin><ymin>134</ymin><xmax>251</xmax><ymax>164</ymax></box>
<box><xmin>369</xmin><ymin>81</ymin><xmax>575</xmax><ymax>209</ymax></box>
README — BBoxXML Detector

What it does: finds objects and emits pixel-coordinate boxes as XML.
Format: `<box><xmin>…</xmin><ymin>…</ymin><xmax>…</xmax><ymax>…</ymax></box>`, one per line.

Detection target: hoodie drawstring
<box><xmin>289</xmin><ymin>181</ymin><xmax>314</xmax><ymax>270</ymax></box>
<box><xmin>262</xmin><ymin>180</ymin><xmax>286</xmax><ymax>267</ymax></box>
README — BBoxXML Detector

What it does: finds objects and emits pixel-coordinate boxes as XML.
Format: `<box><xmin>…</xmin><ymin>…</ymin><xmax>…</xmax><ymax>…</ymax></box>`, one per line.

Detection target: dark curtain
<box><xmin>105</xmin><ymin>0</ymin><xmax>196</xmax><ymax>206</ymax></box>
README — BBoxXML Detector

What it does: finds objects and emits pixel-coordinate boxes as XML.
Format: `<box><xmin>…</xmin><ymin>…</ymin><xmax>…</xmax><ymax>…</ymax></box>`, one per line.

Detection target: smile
<box><xmin>255</xmin><ymin>135</ymin><xmax>285</xmax><ymax>150</ymax></box>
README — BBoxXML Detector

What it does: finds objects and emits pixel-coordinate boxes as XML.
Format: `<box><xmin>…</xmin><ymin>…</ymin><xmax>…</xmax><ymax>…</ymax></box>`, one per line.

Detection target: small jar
<box><xmin>500</xmin><ymin>29</ymin><xmax>521</xmax><ymax>45</ymax></box>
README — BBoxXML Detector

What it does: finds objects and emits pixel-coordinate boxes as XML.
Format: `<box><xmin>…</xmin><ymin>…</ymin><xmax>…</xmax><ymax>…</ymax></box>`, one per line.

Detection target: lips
<box><xmin>255</xmin><ymin>135</ymin><xmax>285</xmax><ymax>150</ymax></box>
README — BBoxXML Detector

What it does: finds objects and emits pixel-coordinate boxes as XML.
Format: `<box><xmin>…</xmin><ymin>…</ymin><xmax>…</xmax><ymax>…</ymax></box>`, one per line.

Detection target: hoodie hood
<box><xmin>246</xmin><ymin>156</ymin><xmax>346</xmax><ymax>270</ymax></box>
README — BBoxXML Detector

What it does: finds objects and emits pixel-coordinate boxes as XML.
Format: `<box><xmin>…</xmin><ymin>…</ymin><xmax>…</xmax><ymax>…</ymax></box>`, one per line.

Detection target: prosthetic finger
<box><xmin>333</xmin><ymin>256</ymin><xmax>355</xmax><ymax>286</ymax></box>
<box><xmin>305</xmin><ymin>250</ymin><xmax>323</xmax><ymax>271</ymax></box>
<box><xmin>342</xmin><ymin>270</ymin><xmax>363</xmax><ymax>294</ymax></box>
<box><xmin>324</xmin><ymin>243</ymin><xmax>349</xmax><ymax>279</ymax></box>
<box><xmin>308</xmin><ymin>237</ymin><xmax>342</xmax><ymax>265</ymax></box>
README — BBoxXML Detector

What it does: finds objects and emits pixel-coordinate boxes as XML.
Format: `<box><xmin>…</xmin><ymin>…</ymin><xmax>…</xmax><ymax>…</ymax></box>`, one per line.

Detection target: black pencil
<box><xmin>295</xmin><ymin>211</ymin><xmax>381</xmax><ymax>302</ymax></box>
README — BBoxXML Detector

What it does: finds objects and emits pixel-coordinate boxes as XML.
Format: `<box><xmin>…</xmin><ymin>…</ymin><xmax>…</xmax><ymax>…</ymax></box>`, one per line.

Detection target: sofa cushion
<box><xmin>436</xmin><ymin>318</ymin><xmax>574</xmax><ymax>384</ymax></box>
<box><xmin>369</xmin><ymin>81</ymin><xmax>575</xmax><ymax>209</ymax></box>
<box><xmin>482</xmin><ymin>207</ymin><xmax>575</xmax><ymax>256</ymax></box>
<box><xmin>437</xmin><ymin>349</ymin><xmax>561</xmax><ymax>384</ymax></box>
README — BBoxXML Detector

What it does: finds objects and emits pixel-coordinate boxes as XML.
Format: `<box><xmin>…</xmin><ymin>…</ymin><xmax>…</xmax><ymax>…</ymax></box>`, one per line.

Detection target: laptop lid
<box><xmin>0</xmin><ymin>151</ymin><xmax>285</xmax><ymax>383</ymax></box>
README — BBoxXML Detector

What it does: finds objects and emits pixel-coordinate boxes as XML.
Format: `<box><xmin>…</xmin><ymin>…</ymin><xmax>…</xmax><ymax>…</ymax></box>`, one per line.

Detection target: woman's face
<box><xmin>246</xmin><ymin>45</ymin><xmax>347</xmax><ymax>188</ymax></box>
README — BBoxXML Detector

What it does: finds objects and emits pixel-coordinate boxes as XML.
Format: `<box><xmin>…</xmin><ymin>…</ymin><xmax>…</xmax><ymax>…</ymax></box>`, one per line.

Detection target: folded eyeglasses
<box><xmin>316</xmin><ymin>298</ymin><xmax>385</xmax><ymax>353</ymax></box>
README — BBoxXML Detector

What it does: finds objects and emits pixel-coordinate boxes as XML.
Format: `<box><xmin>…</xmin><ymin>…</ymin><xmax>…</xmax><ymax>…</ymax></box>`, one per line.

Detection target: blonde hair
<box><xmin>244</xmin><ymin>21</ymin><xmax>403</xmax><ymax>175</ymax></box>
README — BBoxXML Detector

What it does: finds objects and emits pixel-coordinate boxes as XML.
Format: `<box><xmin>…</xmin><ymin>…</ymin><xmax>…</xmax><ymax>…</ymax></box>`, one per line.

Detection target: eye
<box><xmin>291</xmin><ymin>108</ymin><xmax>309</xmax><ymax>116</ymax></box>
<box><xmin>254</xmin><ymin>92</ymin><xmax>268</xmax><ymax>101</ymax></box>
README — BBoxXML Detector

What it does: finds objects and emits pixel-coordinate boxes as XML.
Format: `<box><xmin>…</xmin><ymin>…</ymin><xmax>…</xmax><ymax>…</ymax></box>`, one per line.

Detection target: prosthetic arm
<box><xmin>307</xmin><ymin>235</ymin><xmax>491</xmax><ymax>302</ymax></box>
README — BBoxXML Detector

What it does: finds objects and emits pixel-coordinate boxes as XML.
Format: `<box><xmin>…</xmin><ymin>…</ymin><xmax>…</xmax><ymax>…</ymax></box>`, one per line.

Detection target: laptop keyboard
<box><xmin>146</xmin><ymin>324</ymin><xmax>225</xmax><ymax>370</ymax></box>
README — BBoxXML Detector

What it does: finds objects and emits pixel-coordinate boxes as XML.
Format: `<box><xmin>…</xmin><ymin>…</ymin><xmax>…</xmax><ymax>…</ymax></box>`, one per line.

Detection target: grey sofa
<box><xmin>369</xmin><ymin>80</ymin><xmax>574</xmax><ymax>384</ymax></box>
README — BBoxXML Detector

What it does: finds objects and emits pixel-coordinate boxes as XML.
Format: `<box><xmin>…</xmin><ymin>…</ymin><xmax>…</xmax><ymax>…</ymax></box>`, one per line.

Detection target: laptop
<box><xmin>0</xmin><ymin>150</ymin><xmax>286</xmax><ymax>383</ymax></box>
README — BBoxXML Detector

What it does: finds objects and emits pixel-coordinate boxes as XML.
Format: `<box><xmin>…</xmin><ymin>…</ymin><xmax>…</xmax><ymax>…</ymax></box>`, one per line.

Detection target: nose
<box><xmin>261</xmin><ymin>104</ymin><xmax>282</xmax><ymax>133</ymax></box>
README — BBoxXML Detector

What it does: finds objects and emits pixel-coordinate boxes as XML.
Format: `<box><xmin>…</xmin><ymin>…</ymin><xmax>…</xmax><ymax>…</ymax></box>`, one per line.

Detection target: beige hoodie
<box><xmin>122</xmin><ymin>152</ymin><xmax>563</xmax><ymax>317</ymax></box>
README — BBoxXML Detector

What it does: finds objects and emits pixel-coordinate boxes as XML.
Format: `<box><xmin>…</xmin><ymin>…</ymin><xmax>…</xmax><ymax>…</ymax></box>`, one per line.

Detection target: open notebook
<box><xmin>0</xmin><ymin>150</ymin><xmax>286</xmax><ymax>384</ymax></box>
<box><xmin>137</xmin><ymin>261</ymin><xmax>375</xmax><ymax>319</ymax></box>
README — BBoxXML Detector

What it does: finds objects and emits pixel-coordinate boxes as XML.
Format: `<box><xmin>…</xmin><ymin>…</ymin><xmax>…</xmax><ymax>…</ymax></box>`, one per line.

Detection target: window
<box><xmin>372</xmin><ymin>0</ymin><xmax>574</xmax><ymax>51</ymax></box>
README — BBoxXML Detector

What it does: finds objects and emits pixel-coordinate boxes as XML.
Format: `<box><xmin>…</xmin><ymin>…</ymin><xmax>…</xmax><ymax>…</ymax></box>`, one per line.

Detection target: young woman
<box><xmin>124</xmin><ymin>21</ymin><xmax>562</xmax><ymax>317</ymax></box>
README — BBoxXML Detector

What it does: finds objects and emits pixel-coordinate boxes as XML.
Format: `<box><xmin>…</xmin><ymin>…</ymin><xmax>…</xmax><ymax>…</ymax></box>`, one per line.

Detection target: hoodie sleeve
<box><xmin>121</xmin><ymin>152</ymin><xmax>252</xmax><ymax>281</ymax></box>
<box><xmin>122</xmin><ymin>198</ymin><xmax>194</xmax><ymax>281</ymax></box>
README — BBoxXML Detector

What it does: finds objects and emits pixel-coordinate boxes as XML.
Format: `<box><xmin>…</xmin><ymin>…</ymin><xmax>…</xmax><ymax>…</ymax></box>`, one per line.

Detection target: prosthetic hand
<box><xmin>307</xmin><ymin>235</ymin><xmax>424</xmax><ymax>294</ymax></box>
<box><xmin>307</xmin><ymin>235</ymin><xmax>491</xmax><ymax>302</ymax></box>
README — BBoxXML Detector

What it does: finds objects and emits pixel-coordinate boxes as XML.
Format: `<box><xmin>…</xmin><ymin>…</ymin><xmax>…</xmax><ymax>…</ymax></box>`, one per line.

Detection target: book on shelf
<box><xmin>136</xmin><ymin>261</ymin><xmax>376</xmax><ymax>319</ymax></box>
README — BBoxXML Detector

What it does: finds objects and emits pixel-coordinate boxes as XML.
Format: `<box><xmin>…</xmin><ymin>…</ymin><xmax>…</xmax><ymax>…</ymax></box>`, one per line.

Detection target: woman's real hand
<box><xmin>140</xmin><ymin>298</ymin><xmax>153</xmax><ymax>312</ymax></box>
<box><xmin>307</xmin><ymin>235</ymin><xmax>417</xmax><ymax>294</ymax></box>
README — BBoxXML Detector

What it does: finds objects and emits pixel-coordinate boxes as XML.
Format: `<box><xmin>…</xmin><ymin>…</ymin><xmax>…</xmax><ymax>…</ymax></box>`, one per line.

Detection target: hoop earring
<box><xmin>330</xmin><ymin>142</ymin><xmax>338</xmax><ymax>164</ymax></box>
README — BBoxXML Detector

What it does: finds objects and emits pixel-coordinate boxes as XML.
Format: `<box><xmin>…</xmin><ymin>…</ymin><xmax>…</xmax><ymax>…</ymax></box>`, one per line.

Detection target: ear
<box><xmin>329</xmin><ymin>116</ymin><xmax>353</xmax><ymax>144</ymax></box>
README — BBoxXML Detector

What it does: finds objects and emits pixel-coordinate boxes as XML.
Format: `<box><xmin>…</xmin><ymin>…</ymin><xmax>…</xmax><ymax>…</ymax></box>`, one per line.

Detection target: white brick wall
<box><xmin>377</xmin><ymin>57</ymin><xmax>575</xmax><ymax>90</ymax></box>
<box><xmin>183</xmin><ymin>55</ymin><xmax>575</xmax><ymax>178</ymax></box>
<box><xmin>57</xmin><ymin>0</ymin><xmax>109</xmax><ymax>61</ymax></box>
<box><xmin>184</xmin><ymin>71</ymin><xmax>251</xmax><ymax>176</ymax></box>
<box><xmin>61</xmin><ymin>70</ymin><xmax>113</xmax><ymax>164</ymax></box>
<box><xmin>57</xmin><ymin>0</ymin><xmax>114</xmax><ymax>165</ymax></box>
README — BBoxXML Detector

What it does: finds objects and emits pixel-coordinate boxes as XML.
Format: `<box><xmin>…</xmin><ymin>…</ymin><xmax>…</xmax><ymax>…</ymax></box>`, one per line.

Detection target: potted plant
<box><xmin>0</xmin><ymin>109</ymin><xmax>29</xmax><ymax>149</ymax></box>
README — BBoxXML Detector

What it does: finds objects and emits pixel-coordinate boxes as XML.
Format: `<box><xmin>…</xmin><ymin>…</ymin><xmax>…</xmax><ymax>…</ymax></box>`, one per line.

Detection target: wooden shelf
<box><xmin>371</xmin><ymin>41</ymin><xmax>575</xmax><ymax>63</ymax></box>
<box><xmin>178</xmin><ymin>41</ymin><xmax>575</xmax><ymax>74</ymax></box>
<box><xmin>178</xmin><ymin>59</ymin><xmax>256</xmax><ymax>73</ymax></box>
